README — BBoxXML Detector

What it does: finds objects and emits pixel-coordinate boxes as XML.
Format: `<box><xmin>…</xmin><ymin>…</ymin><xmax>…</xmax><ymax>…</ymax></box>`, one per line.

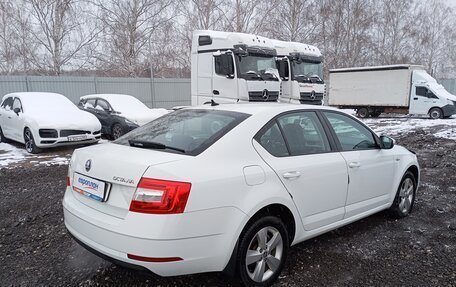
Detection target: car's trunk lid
<box><xmin>70</xmin><ymin>142</ymin><xmax>187</xmax><ymax>219</ymax></box>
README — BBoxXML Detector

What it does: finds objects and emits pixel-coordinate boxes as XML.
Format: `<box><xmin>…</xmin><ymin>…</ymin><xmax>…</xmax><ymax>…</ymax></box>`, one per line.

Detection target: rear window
<box><xmin>115</xmin><ymin>109</ymin><xmax>250</xmax><ymax>156</ymax></box>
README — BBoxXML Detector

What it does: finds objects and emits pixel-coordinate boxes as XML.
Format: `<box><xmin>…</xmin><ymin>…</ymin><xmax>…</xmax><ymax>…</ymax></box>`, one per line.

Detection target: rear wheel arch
<box><xmin>428</xmin><ymin>107</ymin><xmax>443</xmax><ymax>119</ymax></box>
<box><xmin>223</xmin><ymin>203</ymin><xmax>296</xmax><ymax>279</ymax></box>
<box><xmin>245</xmin><ymin>204</ymin><xmax>296</xmax><ymax>244</ymax></box>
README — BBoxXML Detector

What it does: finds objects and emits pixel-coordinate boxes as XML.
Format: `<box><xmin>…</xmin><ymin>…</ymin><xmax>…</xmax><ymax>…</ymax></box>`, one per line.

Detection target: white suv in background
<box><xmin>63</xmin><ymin>103</ymin><xmax>419</xmax><ymax>286</ymax></box>
<box><xmin>0</xmin><ymin>92</ymin><xmax>101</xmax><ymax>153</ymax></box>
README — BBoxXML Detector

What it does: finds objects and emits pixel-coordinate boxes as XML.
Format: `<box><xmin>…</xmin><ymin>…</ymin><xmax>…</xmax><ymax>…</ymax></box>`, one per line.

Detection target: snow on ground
<box><xmin>362</xmin><ymin>117</ymin><xmax>456</xmax><ymax>140</ymax></box>
<box><xmin>0</xmin><ymin>143</ymin><xmax>72</xmax><ymax>169</ymax></box>
<box><xmin>1</xmin><ymin>114</ymin><xmax>456</xmax><ymax>169</ymax></box>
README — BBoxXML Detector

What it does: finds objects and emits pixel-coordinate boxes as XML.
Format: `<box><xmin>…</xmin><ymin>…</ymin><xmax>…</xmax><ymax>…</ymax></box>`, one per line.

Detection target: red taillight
<box><xmin>129</xmin><ymin>178</ymin><xmax>191</xmax><ymax>214</ymax></box>
<box><xmin>67</xmin><ymin>176</ymin><xmax>71</xmax><ymax>187</ymax></box>
<box><xmin>127</xmin><ymin>254</ymin><xmax>183</xmax><ymax>262</ymax></box>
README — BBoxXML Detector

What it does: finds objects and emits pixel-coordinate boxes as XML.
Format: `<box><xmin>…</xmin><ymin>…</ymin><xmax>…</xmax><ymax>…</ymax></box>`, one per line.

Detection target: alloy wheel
<box><xmin>24</xmin><ymin>129</ymin><xmax>34</xmax><ymax>153</ymax></box>
<box><xmin>398</xmin><ymin>177</ymin><xmax>414</xmax><ymax>214</ymax></box>
<box><xmin>112</xmin><ymin>124</ymin><xmax>123</xmax><ymax>139</ymax></box>
<box><xmin>245</xmin><ymin>226</ymin><xmax>283</xmax><ymax>283</ymax></box>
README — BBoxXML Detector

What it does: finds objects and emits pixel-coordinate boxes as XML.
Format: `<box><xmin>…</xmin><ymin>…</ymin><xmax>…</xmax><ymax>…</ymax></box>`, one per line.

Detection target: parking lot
<box><xmin>1</xmin><ymin>116</ymin><xmax>455</xmax><ymax>287</ymax></box>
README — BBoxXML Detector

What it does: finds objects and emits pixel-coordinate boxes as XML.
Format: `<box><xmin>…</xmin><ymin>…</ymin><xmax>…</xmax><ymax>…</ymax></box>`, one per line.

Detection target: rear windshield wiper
<box><xmin>128</xmin><ymin>140</ymin><xmax>186</xmax><ymax>153</ymax></box>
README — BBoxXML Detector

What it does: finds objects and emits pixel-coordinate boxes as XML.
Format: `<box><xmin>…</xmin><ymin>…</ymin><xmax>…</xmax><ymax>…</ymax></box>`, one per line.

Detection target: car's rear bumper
<box><xmin>63</xmin><ymin>187</ymin><xmax>246</xmax><ymax>276</ymax></box>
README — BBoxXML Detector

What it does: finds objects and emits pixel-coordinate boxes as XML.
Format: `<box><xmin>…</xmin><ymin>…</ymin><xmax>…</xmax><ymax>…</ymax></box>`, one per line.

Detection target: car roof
<box><xmin>2</xmin><ymin>92</ymin><xmax>65</xmax><ymax>101</ymax></box>
<box><xmin>184</xmin><ymin>102</ymin><xmax>338</xmax><ymax>115</ymax></box>
<box><xmin>81</xmin><ymin>94</ymin><xmax>135</xmax><ymax>102</ymax></box>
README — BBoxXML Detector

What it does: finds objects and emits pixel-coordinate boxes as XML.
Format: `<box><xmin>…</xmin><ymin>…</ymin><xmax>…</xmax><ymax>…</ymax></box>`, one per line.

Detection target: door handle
<box><xmin>348</xmin><ymin>162</ymin><xmax>361</xmax><ymax>168</ymax></box>
<box><xmin>8</xmin><ymin>116</ymin><xmax>11</xmax><ymax>119</ymax></box>
<box><xmin>283</xmin><ymin>171</ymin><xmax>301</xmax><ymax>179</ymax></box>
<box><xmin>413</xmin><ymin>97</ymin><xmax>418</xmax><ymax>100</ymax></box>
<box><xmin>213</xmin><ymin>90</ymin><xmax>220</xmax><ymax>95</ymax></box>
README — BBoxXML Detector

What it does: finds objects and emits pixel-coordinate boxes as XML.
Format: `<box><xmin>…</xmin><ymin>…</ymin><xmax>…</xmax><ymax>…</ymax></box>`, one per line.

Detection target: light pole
<box><xmin>148</xmin><ymin>37</ymin><xmax>156</xmax><ymax>108</ymax></box>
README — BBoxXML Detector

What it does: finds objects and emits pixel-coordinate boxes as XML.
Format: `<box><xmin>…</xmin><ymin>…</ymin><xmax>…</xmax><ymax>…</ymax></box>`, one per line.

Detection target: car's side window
<box><xmin>324</xmin><ymin>112</ymin><xmax>378</xmax><ymax>151</ymax></box>
<box><xmin>257</xmin><ymin>122</ymin><xmax>289</xmax><ymax>157</ymax></box>
<box><xmin>12</xmin><ymin>98</ymin><xmax>22</xmax><ymax>112</ymax></box>
<box><xmin>1</xmin><ymin>97</ymin><xmax>13</xmax><ymax>111</ymax></box>
<box><xmin>95</xmin><ymin>99</ymin><xmax>110</xmax><ymax>111</ymax></box>
<box><xmin>277</xmin><ymin>111</ymin><xmax>331</xmax><ymax>156</ymax></box>
<box><xmin>83</xmin><ymin>99</ymin><xmax>96</xmax><ymax>109</ymax></box>
<box><xmin>416</xmin><ymin>86</ymin><xmax>438</xmax><ymax>99</ymax></box>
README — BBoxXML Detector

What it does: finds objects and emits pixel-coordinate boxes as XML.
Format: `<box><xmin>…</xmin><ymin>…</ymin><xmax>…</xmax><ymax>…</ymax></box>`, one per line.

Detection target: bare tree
<box><xmin>0</xmin><ymin>1</ymin><xmax>19</xmax><ymax>74</ymax></box>
<box><xmin>26</xmin><ymin>0</ymin><xmax>100</xmax><ymax>75</ymax></box>
<box><xmin>371</xmin><ymin>0</ymin><xmax>416</xmax><ymax>65</ymax></box>
<box><xmin>94</xmin><ymin>0</ymin><xmax>175</xmax><ymax>77</ymax></box>
<box><xmin>264</xmin><ymin>0</ymin><xmax>320</xmax><ymax>42</ymax></box>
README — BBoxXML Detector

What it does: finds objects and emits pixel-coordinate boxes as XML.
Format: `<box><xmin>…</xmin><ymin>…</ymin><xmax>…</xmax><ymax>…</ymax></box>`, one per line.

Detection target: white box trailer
<box><xmin>328</xmin><ymin>65</ymin><xmax>456</xmax><ymax>119</ymax></box>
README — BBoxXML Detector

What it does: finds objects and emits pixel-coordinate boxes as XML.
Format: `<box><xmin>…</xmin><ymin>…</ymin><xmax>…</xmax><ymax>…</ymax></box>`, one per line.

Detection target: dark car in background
<box><xmin>78</xmin><ymin>94</ymin><xmax>168</xmax><ymax>139</ymax></box>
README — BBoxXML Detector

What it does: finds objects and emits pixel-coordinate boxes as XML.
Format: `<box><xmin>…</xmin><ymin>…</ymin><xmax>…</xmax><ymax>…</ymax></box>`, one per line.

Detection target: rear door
<box><xmin>321</xmin><ymin>111</ymin><xmax>396</xmax><ymax>218</ymax></box>
<box><xmin>253</xmin><ymin>111</ymin><xmax>348</xmax><ymax>231</ymax></box>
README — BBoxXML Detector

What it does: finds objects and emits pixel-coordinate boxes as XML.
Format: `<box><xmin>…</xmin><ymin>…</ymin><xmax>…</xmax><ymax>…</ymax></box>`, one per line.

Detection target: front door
<box><xmin>253</xmin><ymin>111</ymin><xmax>348</xmax><ymax>230</ymax></box>
<box><xmin>322</xmin><ymin>112</ymin><xmax>396</xmax><ymax>218</ymax></box>
<box><xmin>409</xmin><ymin>86</ymin><xmax>438</xmax><ymax>115</ymax></box>
<box><xmin>0</xmin><ymin>96</ymin><xmax>14</xmax><ymax>138</ymax></box>
<box><xmin>212</xmin><ymin>52</ymin><xmax>237</xmax><ymax>102</ymax></box>
<box><xmin>10</xmin><ymin>98</ymin><xmax>25</xmax><ymax>141</ymax></box>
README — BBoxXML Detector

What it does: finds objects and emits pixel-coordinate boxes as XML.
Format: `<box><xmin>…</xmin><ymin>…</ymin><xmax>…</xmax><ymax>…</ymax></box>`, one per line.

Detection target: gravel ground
<box><xmin>1</xmin><ymin>127</ymin><xmax>455</xmax><ymax>287</ymax></box>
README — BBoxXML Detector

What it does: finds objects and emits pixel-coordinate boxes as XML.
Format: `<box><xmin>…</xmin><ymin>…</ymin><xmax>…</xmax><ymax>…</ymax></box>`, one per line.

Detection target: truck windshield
<box><xmin>238</xmin><ymin>56</ymin><xmax>279</xmax><ymax>81</ymax></box>
<box><xmin>292</xmin><ymin>61</ymin><xmax>324</xmax><ymax>84</ymax></box>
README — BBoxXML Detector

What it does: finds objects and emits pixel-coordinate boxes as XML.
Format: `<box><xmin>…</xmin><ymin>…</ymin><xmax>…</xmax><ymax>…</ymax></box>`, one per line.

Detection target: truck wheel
<box><xmin>357</xmin><ymin>108</ymin><xmax>369</xmax><ymax>118</ymax></box>
<box><xmin>236</xmin><ymin>216</ymin><xmax>289</xmax><ymax>287</ymax></box>
<box><xmin>429</xmin><ymin>108</ymin><xmax>443</xmax><ymax>119</ymax></box>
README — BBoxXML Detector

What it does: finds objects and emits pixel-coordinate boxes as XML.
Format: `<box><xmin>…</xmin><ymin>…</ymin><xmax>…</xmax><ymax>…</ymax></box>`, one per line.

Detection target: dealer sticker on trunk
<box><xmin>72</xmin><ymin>173</ymin><xmax>106</xmax><ymax>202</ymax></box>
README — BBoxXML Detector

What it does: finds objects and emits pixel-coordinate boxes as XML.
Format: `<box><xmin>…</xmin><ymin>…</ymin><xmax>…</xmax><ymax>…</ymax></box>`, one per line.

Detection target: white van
<box><xmin>328</xmin><ymin>65</ymin><xmax>456</xmax><ymax>119</ymax></box>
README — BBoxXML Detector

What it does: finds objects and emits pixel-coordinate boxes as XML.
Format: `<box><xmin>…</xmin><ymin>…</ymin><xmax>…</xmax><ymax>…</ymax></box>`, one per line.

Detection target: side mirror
<box><xmin>277</xmin><ymin>59</ymin><xmax>289</xmax><ymax>80</ymax></box>
<box><xmin>13</xmin><ymin>107</ymin><xmax>21</xmax><ymax>115</ymax></box>
<box><xmin>380</xmin><ymin>135</ymin><xmax>395</xmax><ymax>149</ymax></box>
<box><xmin>214</xmin><ymin>53</ymin><xmax>235</xmax><ymax>78</ymax></box>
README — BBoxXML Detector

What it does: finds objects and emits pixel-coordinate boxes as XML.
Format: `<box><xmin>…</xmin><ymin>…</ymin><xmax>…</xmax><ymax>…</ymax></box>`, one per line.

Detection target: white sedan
<box><xmin>0</xmin><ymin>92</ymin><xmax>101</xmax><ymax>153</ymax></box>
<box><xmin>63</xmin><ymin>103</ymin><xmax>419</xmax><ymax>286</ymax></box>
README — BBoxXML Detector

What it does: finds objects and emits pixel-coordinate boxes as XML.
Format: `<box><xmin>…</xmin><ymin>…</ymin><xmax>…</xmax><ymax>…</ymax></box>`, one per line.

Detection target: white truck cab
<box><xmin>274</xmin><ymin>40</ymin><xmax>325</xmax><ymax>105</ymax></box>
<box><xmin>409</xmin><ymin>69</ymin><xmax>456</xmax><ymax>118</ymax></box>
<box><xmin>191</xmin><ymin>30</ymin><xmax>281</xmax><ymax>105</ymax></box>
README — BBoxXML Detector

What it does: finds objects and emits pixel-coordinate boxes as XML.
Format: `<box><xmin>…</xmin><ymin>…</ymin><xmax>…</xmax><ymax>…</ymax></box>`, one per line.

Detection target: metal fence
<box><xmin>0</xmin><ymin>76</ymin><xmax>191</xmax><ymax>108</ymax></box>
<box><xmin>438</xmin><ymin>79</ymin><xmax>456</xmax><ymax>95</ymax></box>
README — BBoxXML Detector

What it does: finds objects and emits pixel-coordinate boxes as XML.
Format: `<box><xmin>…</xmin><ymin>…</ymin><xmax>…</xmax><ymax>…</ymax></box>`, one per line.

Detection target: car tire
<box><xmin>0</xmin><ymin>126</ymin><xmax>6</xmax><ymax>142</ymax></box>
<box><xmin>24</xmin><ymin>128</ymin><xmax>42</xmax><ymax>154</ymax></box>
<box><xmin>356</xmin><ymin>107</ymin><xmax>369</xmax><ymax>118</ymax></box>
<box><xmin>429</xmin><ymin>107</ymin><xmax>443</xmax><ymax>119</ymax></box>
<box><xmin>236</xmin><ymin>216</ymin><xmax>289</xmax><ymax>287</ymax></box>
<box><xmin>111</xmin><ymin>123</ymin><xmax>124</xmax><ymax>140</ymax></box>
<box><xmin>389</xmin><ymin>171</ymin><xmax>417</xmax><ymax>218</ymax></box>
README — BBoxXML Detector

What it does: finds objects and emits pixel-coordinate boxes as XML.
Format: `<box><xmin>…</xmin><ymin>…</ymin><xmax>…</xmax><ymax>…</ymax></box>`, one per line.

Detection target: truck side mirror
<box><xmin>277</xmin><ymin>59</ymin><xmax>289</xmax><ymax>81</ymax></box>
<box><xmin>215</xmin><ymin>53</ymin><xmax>235</xmax><ymax>78</ymax></box>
